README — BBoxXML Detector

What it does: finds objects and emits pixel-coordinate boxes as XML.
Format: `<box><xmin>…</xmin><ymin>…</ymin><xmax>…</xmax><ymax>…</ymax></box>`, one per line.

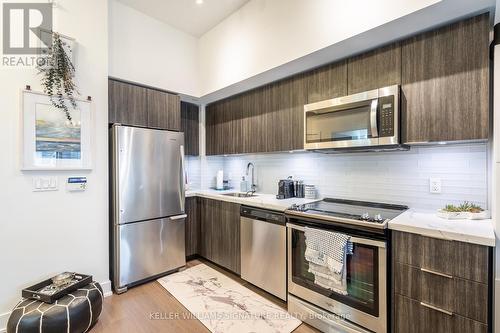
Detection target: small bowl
<box><xmin>52</xmin><ymin>272</ymin><xmax>75</xmax><ymax>287</ymax></box>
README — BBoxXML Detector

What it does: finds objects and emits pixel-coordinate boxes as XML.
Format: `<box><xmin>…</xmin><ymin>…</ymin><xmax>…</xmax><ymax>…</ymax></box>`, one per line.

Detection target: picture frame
<box><xmin>21</xmin><ymin>90</ymin><xmax>93</xmax><ymax>171</ymax></box>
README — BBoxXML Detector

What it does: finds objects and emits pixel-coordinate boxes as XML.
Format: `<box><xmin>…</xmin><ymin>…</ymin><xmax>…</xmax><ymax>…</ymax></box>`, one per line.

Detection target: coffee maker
<box><xmin>276</xmin><ymin>178</ymin><xmax>295</xmax><ymax>199</ymax></box>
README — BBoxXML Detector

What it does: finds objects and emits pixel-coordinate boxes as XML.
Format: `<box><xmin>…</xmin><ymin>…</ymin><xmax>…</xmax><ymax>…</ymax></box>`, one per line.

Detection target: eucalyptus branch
<box><xmin>37</xmin><ymin>32</ymin><xmax>78</xmax><ymax>122</ymax></box>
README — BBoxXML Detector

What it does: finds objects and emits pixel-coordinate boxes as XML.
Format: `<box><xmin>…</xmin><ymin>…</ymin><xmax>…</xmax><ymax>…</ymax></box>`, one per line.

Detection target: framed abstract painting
<box><xmin>21</xmin><ymin>90</ymin><xmax>93</xmax><ymax>170</ymax></box>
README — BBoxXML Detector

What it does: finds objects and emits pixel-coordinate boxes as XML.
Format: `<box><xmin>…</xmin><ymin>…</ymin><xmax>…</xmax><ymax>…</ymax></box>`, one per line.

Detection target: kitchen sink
<box><xmin>222</xmin><ymin>192</ymin><xmax>258</xmax><ymax>198</ymax></box>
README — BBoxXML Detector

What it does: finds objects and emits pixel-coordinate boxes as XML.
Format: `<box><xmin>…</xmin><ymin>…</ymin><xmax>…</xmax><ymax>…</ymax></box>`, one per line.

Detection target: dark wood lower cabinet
<box><xmin>393</xmin><ymin>231</ymin><xmax>491</xmax><ymax>333</ymax></box>
<box><xmin>185</xmin><ymin>197</ymin><xmax>199</xmax><ymax>257</ymax></box>
<box><xmin>394</xmin><ymin>262</ymin><xmax>488</xmax><ymax>324</ymax></box>
<box><xmin>199</xmin><ymin>198</ymin><xmax>240</xmax><ymax>274</ymax></box>
<box><xmin>393</xmin><ymin>231</ymin><xmax>489</xmax><ymax>284</ymax></box>
<box><xmin>395</xmin><ymin>294</ymin><xmax>487</xmax><ymax>333</ymax></box>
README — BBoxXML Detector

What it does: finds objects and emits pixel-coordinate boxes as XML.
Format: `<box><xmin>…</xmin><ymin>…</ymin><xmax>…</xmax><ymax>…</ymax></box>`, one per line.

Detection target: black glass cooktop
<box><xmin>288</xmin><ymin>198</ymin><xmax>408</xmax><ymax>224</ymax></box>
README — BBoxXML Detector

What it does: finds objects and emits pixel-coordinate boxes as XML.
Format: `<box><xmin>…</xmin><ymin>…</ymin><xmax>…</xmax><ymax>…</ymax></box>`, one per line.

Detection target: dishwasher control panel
<box><xmin>240</xmin><ymin>206</ymin><xmax>285</xmax><ymax>225</ymax></box>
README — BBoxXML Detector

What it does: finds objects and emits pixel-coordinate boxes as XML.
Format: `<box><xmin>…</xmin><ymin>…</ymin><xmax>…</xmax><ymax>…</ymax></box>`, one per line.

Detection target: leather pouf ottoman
<box><xmin>7</xmin><ymin>282</ymin><xmax>103</xmax><ymax>333</ymax></box>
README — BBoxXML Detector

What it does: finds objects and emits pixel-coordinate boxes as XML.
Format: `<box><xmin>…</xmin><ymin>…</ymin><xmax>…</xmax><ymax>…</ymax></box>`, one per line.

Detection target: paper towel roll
<box><xmin>216</xmin><ymin>170</ymin><xmax>224</xmax><ymax>190</ymax></box>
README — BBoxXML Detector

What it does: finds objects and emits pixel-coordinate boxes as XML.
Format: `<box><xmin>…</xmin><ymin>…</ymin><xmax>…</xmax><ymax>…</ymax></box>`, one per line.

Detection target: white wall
<box><xmin>190</xmin><ymin>144</ymin><xmax>488</xmax><ymax>211</ymax></box>
<box><xmin>109</xmin><ymin>0</ymin><xmax>199</xmax><ymax>96</ymax></box>
<box><xmin>198</xmin><ymin>0</ymin><xmax>438</xmax><ymax>96</ymax></box>
<box><xmin>0</xmin><ymin>0</ymin><xmax>109</xmax><ymax>329</ymax></box>
<box><xmin>108</xmin><ymin>0</ymin><xmax>494</xmax><ymax>100</ymax></box>
<box><xmin>198</xmin><ymin>0</ymin><xmax>495</xmax><ymax>100</ymax></box>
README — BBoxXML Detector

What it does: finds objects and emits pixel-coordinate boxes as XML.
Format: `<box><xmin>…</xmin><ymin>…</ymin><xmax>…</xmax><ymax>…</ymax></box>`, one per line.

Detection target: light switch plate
<box><xmin>429</xmin><ymin>178</ymin><xmax>441</xmax><ymax>194</ymax></box>
<box><xmin>33</xmin><ymin>176</ymin><xmax>58</xmax><ymax>191</ymax></box>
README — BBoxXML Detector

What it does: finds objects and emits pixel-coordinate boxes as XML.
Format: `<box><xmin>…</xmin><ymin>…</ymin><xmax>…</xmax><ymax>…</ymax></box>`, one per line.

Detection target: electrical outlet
<box><xmin>429</xmin><ymin>178</ymin><xmax>441</xmax><ymax>194</ymax></box>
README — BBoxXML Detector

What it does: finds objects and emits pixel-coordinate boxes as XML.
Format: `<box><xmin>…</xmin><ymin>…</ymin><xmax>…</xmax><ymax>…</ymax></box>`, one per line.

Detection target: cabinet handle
<box><xmin>420</xmin><ymin>302</ymin><xmax>453</xmax><ymax>316</ymax></box>
<box><xmin>420</xmin><ymin>267</ymin><xmax>453</xmax><ymax>279</ymax></box>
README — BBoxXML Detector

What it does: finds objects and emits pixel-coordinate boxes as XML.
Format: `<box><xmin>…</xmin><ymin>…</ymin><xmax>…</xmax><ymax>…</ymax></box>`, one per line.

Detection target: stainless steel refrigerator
<box><xmin>110</xmin><ymin>125</ymin><xmax>186</xmax><ymax>293</ymax></box>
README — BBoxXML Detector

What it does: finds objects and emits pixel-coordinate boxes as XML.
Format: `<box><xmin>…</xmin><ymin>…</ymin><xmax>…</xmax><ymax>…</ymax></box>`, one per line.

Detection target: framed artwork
<box><xmin>21</xmin><ymin>90</ymin><xmax>93</xmax><ymax>170</ymax></box>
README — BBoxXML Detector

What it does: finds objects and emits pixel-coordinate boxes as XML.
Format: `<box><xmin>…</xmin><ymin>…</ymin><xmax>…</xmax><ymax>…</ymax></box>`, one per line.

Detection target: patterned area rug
<box><xmin>157</xmin><ymin>264</ymin><xmax>301</xmax><ymax>333</ymax></box>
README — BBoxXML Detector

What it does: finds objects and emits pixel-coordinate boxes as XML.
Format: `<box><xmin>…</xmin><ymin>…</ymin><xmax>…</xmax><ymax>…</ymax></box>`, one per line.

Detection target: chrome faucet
<box><xmin>246</xmin><ymin>162</ymin><xmax>256</xmax><ymax>194</ymax></box>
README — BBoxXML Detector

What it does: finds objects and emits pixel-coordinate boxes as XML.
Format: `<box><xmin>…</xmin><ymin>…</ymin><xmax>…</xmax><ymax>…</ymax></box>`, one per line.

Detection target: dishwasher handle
<box><xmin>240</xmin><ymin>206</ymin><xmax>286</xmax><ymax>225</ymax></box>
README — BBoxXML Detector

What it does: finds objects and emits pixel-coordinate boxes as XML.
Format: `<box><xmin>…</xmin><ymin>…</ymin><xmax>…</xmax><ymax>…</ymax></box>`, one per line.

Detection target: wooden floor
<box><xmin>92</xmin><ymin>259</ymin><xmax>319</xmax><ymax>333</ymax></box>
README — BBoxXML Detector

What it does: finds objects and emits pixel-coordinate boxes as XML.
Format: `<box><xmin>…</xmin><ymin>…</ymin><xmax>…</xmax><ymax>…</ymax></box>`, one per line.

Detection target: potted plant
<box><xmin>437</xmin><ymin>201</ymin><xmax>488</xmax><ymax>220</ymax></box>
<box><xmin>37</xmin><ymin>32</ymin><xmax>78</xmax><ymax>122</ymax></box>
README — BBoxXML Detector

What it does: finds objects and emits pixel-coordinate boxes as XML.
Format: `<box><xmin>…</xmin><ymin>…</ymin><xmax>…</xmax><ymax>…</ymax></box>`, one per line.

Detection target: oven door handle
<box><xmin>370</xmin><ymin>99</ymin><xmax>379</xmax><ymax>138</ymax></box>
<box><xmin>286</xmin><ymin>223</ymin><xmax>386</xmax><ymax>248</ymax></box>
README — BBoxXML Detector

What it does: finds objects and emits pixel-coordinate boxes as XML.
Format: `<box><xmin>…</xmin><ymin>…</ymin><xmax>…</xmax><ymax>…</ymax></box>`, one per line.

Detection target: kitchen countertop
<box><xmin>186</xmin><ymin>189</ymin><xmax>318</xmax><ymax>212</ymax></box>
<box><xmin>389</xmin><ymin>209</ymin><xmax>496</xmax><ymax>247</ymax></box>
<box><xmin>186</xmin><ymin>190</ymin><xmax>496</xmax><ymax>246</ymax></box>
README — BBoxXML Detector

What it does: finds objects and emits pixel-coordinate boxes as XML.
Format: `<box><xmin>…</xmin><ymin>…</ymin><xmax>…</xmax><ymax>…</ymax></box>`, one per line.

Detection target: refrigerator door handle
<box><xmin>170</xmin><ymin>214</ymin><xmax>187</xmax><ymax>220</ymax></box>
<box><xmin>180</xmin><ymin>144</ymin><xmax>185</xmax><ymax>207</ymax></box>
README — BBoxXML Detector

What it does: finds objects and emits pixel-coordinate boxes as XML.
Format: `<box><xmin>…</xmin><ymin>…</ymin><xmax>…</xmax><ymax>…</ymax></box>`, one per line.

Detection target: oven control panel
<box><xmin>378</xmin><ymin>95</ymin><xmax>395</xmax><ymax>137</ymax></box>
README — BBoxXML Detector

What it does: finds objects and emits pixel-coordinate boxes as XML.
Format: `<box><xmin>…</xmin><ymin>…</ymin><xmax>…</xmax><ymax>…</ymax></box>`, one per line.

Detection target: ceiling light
<box><xmin>196</xmin><ymin>0</ymin><xmax>203</xmax><ymax>4</ymax></box>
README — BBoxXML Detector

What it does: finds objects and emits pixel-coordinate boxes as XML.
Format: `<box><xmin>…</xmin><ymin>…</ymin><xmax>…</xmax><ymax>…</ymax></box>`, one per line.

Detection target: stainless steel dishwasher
<box><xmin>240</xmin><ymin>206</ymin><xmax>287</xmax><ymax>300</ymax></box>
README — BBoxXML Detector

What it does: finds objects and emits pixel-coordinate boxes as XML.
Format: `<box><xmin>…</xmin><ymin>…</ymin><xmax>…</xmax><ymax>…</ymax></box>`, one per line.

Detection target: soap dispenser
<box><xmin>240</xmin><ymin>176</ymin><xmax>248</xmax><ymax>192</ymax></box>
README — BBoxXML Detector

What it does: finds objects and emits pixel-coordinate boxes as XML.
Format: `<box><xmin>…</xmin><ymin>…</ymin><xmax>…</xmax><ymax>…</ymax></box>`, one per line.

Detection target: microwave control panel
<box><xmin>378</xmin><ymin>95</ymin><xmax>394</xmax><ymax>137</ymax></box>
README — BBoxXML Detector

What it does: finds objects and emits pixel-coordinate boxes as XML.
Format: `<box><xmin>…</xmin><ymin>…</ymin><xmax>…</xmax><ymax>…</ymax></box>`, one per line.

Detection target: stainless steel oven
<box><xmin>287</xmin><ymin>222</ymin><xmax>387</xmax><ymax>333</ymax></box>
<box><xmin>304</xmin><ymin>85</ymin><xmax>400</xmax><ymax>150</ymax></box>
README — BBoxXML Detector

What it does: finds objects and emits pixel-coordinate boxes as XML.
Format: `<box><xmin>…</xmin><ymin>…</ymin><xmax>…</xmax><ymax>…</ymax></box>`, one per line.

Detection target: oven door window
<box><xmin>305</xmin><ymin>100</ymin><xmax>376</xmax><ymax>144</ymax></box>
<box><xmin>290</xmin><ymin>228</ymin><xmax>379</xmax><ymax>316</ymax></box>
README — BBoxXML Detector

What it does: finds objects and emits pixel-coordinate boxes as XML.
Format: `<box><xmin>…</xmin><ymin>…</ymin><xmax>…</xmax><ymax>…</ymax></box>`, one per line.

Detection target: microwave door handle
<box><xmin>370</xmin><ymin>99</ymin><xmax>379</xmax><ymax>138</ymax></box>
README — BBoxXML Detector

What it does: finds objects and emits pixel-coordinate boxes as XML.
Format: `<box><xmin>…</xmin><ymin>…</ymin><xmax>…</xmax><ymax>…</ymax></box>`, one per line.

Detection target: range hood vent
<box><xmin>311</xmin><ymin>144</ymin><xmax>410</xmax><ymax>154</ymax></box>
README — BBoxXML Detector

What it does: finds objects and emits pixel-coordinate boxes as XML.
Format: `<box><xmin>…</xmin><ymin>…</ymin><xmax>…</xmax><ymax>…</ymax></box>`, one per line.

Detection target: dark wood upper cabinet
<box><xmin>180</xmin><ymin>102</ymin><xmax>199</xmax><ymax>156</ymax></box>
<box><xmin>206</xmin><ymin>75</ymin><xmax>306</xmax><ymax>155</ymax></box>
<box><xmin>269</xmin><ymin>75</ymin><xmax>307</xmax><ymax>151</ymax></box>
<box><xmin>205</xmin><ymin>102</ymin><xmax>223</xmax><ymax>155</ymax></box>
<box><xmin>206</xmin><ymin>98</ymin><xmax>239</xmax><ymax>155</ymax></box>
<box><xmin>108</xmin><ymin>79</ymin><xmax>148</xmax><ymax>126</ymax></box>
<box><xmin>205</xmin><ymin>13</ymin><xmax>490</xmax><ymax>154</ymax></box>
<box><xmin>306</xmin><ymin>60</ymin><xmax>347</xmax><ymax>103</ymax></box>
<box><xmin>244</xmin><ymin>87</ymin><xmax>268</xmax><ymax>153</ymax></box>
<box><xmin>401</xmin><ymin>14</ymin><xmax>489</xmax><ymax>143</ymax></box>
<box><xmin>347</xmin><ymin>42</ymin><xmax>401</xmax><ymax>94</ymax></box>
<box><xmin>147</xmin><ymin>89</ymin><xmax>180</xmax><ymax>131</ymax></box>
<box><xmin>108</xmin><ymin>79</ymin><xmax>181</xmax><ymax>131</ymax></box>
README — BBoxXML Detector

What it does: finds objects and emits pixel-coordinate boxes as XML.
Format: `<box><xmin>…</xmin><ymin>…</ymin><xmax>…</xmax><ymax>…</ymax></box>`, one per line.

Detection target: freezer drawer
<box><xmin>240</xmin><ymin>211</ymin><xmax>287</xmax><ymax>300</ymax></box>
<box><xmin>115</xmin><ymin>216</ymin><xmax>186</xmax><ymax>290</ymax></box>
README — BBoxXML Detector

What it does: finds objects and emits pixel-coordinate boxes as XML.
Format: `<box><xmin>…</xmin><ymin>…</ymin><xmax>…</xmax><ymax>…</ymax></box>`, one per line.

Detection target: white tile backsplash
<box><xmin>187</xmin><ymin>143</ymin><xmax>489</xmax><ymax>210</ymax></box>
<box><xmin>186</xmin><ymin>156</ymin><xmax>224</xmax><ymax>190</ymax></box>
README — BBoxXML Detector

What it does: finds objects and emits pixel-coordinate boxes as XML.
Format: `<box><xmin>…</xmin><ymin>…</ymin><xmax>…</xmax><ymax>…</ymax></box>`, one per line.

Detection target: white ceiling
<box><xmin>116</xmin><ymin>0</ymin><xmax>250</xmax><ymax>37</ymax></box>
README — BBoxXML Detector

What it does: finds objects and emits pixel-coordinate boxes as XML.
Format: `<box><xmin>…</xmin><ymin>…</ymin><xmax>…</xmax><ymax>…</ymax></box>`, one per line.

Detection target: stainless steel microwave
<box><xmin>304</xmin><ymin>85</ymin><xmax>401</xmax><ymax>151</ymax></box>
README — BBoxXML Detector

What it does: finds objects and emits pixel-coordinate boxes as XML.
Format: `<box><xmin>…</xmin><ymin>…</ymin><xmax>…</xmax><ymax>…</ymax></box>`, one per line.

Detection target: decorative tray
<box><xmin>436</xmin><ymin>210</ymin><xmax>489</xmax><ymax>220</ymax></box>
<box><xmin>22</xmin><ymin>272</ymin><xmax>92</xmax><ymax>303</ymax></box>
